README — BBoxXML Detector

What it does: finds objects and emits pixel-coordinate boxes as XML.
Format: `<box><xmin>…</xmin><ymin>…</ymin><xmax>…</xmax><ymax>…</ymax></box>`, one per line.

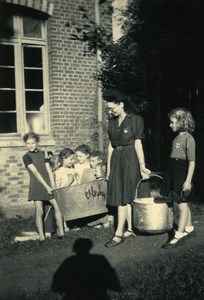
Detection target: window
<box><xmin>0</xmin><ymin>12</ymin><xmax>49</xmax><ymax>135</ymax></box>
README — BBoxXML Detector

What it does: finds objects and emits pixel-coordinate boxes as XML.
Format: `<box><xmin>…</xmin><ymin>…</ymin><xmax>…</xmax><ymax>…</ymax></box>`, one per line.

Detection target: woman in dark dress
<box><xmin>103</xmin><ymin>89</ymin><xmax>151</xmax><ymax>248</ymax></box>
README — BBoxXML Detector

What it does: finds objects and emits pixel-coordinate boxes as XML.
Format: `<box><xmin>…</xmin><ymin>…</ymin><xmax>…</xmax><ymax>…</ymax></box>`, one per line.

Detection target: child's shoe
<box><xmin>185</xmin><ymin>226</ymin><xmax>195</xmax><ymax>238</ymax></box>
<box><xmin>162</xmin><ymin>231</ymin><xmax>188</xmax><ymax>249</ymax></box>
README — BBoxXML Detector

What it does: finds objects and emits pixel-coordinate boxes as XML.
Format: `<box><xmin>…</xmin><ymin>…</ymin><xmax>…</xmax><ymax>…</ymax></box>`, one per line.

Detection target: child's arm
<box><xmin>66</xmin><ymin>174</ymin><xmax>75</xmax><ymax>187</ymax></box>
<box><xmin>45</xmin><ymin>162</ymin><xmax>56</xmax><ymax>189</ymax></box>
<box><xmin>27</xmin><ymin>164</ymin><xmax>53</xmax><ymax>195</ymax></box>
<box><xmin>135</xmin><ymin>139</ymin><xmax>151</xmax><ymax>179</ymax></box>
<box><xmin>106</xmin><ymin>142</ymin><xmax>113</xmax><ymax>180</ymax></box>
<box><xmin>183</xmin><ymin>161</ymin><xmax>195</xmax><ymax>191</ymax></box>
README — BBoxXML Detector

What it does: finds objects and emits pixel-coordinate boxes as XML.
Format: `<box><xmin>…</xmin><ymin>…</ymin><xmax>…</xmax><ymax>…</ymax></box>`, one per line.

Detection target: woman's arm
<box><xmin>183</xmin><ymin>161</ymin><xmax>195</xmax><ymax>191</ymax></box>
<box><xmin>27</xmin><ymin>164</ymin><xmax>53</xmax><ymax>194</ymax></box>
<box><xmin>106</xmin><ymin>142</ymin><xmax>114</xmax><ymax>180</ymax></box>
<box><xmin>135</xmin><ymin>139</ymin><xmax>151</xmax><ymax>179</ymax></box>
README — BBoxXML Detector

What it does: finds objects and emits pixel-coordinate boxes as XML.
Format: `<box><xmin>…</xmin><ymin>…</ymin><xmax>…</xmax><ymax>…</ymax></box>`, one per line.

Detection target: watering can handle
<box><xmin>135</xmin><ymin>173</ymin><xmax>163</xmax><ymax>198</ymax></box>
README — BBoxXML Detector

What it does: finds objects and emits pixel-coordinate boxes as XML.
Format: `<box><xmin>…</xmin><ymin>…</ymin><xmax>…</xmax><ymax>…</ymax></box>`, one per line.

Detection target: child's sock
<box><xmin>170</xmin><ymin>231</ymin><xmax>188</xmax><ymax>244</ymax></box>
<box><xmin>185</xmin><ymin>225</ymin><xmax>194</xmax><ymax>233</ymax></box>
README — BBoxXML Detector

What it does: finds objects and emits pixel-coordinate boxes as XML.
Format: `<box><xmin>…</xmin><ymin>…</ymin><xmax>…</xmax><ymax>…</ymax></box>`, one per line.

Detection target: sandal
<box><xmin>123</xmin><ymin>230</ymin><xmax>136</xmax><ymax>239</ymax></box>
<box><xmin>105</xmin><ymin>235</ymin><xmax>124</xmax><ymax>248</ymax></box>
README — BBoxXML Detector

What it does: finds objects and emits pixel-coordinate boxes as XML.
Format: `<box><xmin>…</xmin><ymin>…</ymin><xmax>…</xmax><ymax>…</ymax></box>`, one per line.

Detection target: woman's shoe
<box><xmin>123</xmin><ymin>230</ymin><xmax>136</xmax><ymax>239</ymax></box>
<box><xmin>105</xmin><ymin>235</ymin><xmax>124</xmax><ymax>248</ymax></box>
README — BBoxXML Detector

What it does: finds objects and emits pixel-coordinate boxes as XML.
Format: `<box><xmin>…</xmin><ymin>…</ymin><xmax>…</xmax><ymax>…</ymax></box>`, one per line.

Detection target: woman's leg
<box><xmin>49</xmin><ymin>199</ymin><xmax>65</xmax><ymax>237</ymax></box>
<box><xmin>113</xmin><ymin>205</ymin><xmax>127</xmax><ymax>241</ymax></box>
<box><xmin>34</xmin><ymin>201</ymin><xmax>45</xmax><ymax>241</ymax></box>
<box><xmin>123</xmin><ymin>203</ymin><xmax>135</xmax><ymax>237</ymax></box>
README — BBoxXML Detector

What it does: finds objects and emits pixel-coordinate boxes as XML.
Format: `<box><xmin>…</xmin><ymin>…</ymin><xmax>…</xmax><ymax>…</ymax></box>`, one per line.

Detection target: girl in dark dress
<box><xmin>103</xmin><ymin>89</ymin><xmax>151</xmax><ymax>248</ymax></box>
<box><xmin>23</xmin><ymin>132</ymin><xmax>64</xmax><ymax>241</ymax></box>
<box><xmin>161</xmin><ymin>108</ymin><xmax>196</xmax><ymax>249</ymax></box>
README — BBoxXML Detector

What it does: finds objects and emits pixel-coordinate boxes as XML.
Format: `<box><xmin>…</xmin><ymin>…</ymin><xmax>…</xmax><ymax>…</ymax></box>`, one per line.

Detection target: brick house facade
<box><xmin>0</xmin><ymin>0</ymin><xmax>112</xmax><ymax>218</ymax></box>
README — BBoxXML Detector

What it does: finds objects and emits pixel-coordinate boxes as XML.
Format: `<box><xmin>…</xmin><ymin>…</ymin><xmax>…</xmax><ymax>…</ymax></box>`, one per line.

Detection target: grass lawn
<box><xmin>0</xmin><ymin>203</ymin><xmax>204</xmax><ymax>300</ymax></box>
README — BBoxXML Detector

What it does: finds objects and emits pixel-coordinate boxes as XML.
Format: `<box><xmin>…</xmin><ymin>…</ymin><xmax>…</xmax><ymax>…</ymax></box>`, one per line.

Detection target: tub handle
<box><xmin>135</xmin><ymin>173</ymin><xmax>163</xmax><ymax>198</ymax></box>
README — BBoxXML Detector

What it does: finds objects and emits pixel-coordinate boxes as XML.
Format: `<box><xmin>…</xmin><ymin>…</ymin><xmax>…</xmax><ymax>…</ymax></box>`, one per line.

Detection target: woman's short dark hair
<box><xmin>102</xmin><ymin>88</ymin><xmax>136</xmax><ymax>113</ymax></box>
<box><xmin>102</xmin><ymin>89</ymin><xmax>128</xmax><ymax>104</ymax></box>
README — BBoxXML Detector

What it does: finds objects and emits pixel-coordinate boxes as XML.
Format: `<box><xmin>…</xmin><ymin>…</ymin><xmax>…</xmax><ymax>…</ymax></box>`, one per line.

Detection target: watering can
<box><xmin>132</xmin><ymin>174</ymin><xmax>173</xmax><ymax>233</ymax></box>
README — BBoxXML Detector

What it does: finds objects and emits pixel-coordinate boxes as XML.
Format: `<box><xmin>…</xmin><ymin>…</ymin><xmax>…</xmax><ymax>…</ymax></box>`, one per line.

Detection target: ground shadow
<box><xmin>51</xmin><ymin>238</ymin><xmax>121</xmax><ymax>300</ymax></box>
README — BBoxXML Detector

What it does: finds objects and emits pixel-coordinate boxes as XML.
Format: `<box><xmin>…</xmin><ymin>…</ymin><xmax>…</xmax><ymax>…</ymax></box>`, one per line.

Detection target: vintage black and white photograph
<box><xmin>0</xmin><ymin>0</ymin><xmax>204</xmax><ymax>299</ymax></box>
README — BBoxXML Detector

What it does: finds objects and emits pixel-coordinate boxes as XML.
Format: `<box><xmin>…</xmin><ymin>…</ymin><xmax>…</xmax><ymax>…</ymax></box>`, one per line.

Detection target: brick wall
<box><xmin>49</xmin><ymin>0</ymin><xmax>106</xmax><ymax>153</ymax></box>
<box><xmin>0</xmin><ymin>0</ymin><xmax>111</xmax><ymax>218</ymax></box>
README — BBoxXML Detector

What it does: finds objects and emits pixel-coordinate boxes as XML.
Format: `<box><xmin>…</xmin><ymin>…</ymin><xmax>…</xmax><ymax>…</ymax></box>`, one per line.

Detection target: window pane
<box><xmin>0</xmin><ymin>14</ymin><xmax>14</xmax><ymax>37</ymax></box>
<box><xmin>0</xmin><ymin>45</ymin><xmax>14</xmax><ymax>66</ymax></box>
<box><xmin>0</xmin><ymin>90</ymin><xmax>16</xmax><ymax>110</ymax></box>
<box><xmin>24</xmin><ymin>47</ymin><xmax>42</xmax><ymax>68</ymax></box>
<box><xmin>23</xmin><ymin>17</ymin><xmax>42</xmax><ymax>38</ymax></box>
<box><xmin>26</xmin><ymin>113</ymin><xmax>45</xmax><ymax>134</ymax></box>
<box><xmin>24</xmin><ymin>69</ymin><xmax>43</xmax><ymax>89</ymax></box>
<box><xmin>0</xmin><ymin>67</ymin><xmax>15</xmax><ymax>88</ymax></box>
<box><xmin>25</xmin><ymin>91</ymin><xmax>44</xmax><ymax>111</ymax></box>
<box><xmin>0</xmin><ymin>112</ymin><xmax>17</xmax><ymax>133</ymax></box>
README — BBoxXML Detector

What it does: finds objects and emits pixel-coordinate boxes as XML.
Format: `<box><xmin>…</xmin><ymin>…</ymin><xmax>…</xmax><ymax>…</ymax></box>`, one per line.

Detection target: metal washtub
<box><xmin>53</xmin><ymin>180</ymin><xmax>108</xmax><ymax>221</ymax></box>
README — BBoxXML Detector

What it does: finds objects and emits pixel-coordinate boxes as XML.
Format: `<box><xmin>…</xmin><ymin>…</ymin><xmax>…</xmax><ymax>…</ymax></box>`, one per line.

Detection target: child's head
<box><xmin>90</xmin><ymin>150</ymin><xmax>103</xmax><ymax>169</ymax></box>
<box><xmin>95</xmin><ymin>163</ymin><xmax>106</xmax><ymax>179</ymax></box>
<box><xmin>168</xmin><ymin>108</ymin><xmax>195</xmax><ymax>133</ymax></box>
<box><xmin>75</xmin><ymin>144</ymin><xmax>91</xmax><ymax>164</ymax></box>
<box><xmin>49</xmin><ymin>155</ymin><xmax>60</xmax><ymax>171</ymax></box>
<box><xmin>58</xmin><ymin>148</ymin><xmax>75</xmax><ymax>168</ymax></box>
<box><xmin>23</xmin><ymin>132</ymin><xmax>40</xmax><ymax>152</ymax></box>
<box><xmin>47</xmin><ymin>151</ymin><xmax>54</xmax><ymax>159</ymax></box>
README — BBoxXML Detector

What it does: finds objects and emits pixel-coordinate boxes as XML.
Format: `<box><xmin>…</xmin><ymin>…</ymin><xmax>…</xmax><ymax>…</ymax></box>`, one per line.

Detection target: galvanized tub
<box><xmin>53</xmin><ymin>180</ymin><xmax>108</xmax><ymax>221</ymax></box>
<box><xmin>132</xmin><ymin>175</ymin><xmax>173</xmax><ymax>233</ymax></box>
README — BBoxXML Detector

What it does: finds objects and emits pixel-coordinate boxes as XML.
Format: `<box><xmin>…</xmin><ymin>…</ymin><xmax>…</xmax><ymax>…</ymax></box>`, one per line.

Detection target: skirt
<box><xmin>107</xmin><ymin>145</ymin><xmax>150</xmax><ymax>206</ymax></box>
<box><xmin>161</xmin><ymin>158</ymin><xmax>190</xmax><ymax>203</ymax></box>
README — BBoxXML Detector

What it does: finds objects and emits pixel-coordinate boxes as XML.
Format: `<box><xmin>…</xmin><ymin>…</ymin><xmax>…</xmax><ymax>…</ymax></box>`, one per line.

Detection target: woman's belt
<box><xmin>113</xmin><ymin>144</ymin><xmax>133</xmax><ymax>150</ymax></box>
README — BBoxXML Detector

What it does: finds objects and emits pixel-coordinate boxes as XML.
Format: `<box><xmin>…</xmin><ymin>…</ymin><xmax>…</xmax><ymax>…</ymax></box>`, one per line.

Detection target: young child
<box><xmin>161</xmin><ymin>108</ymin><xmax>196</xmax><ymax>249</ymax></box>
<box><xmin>55</xmin><ymin>148</ymin><xmax>77</xmax><ymax>188</ymax></box>
<box><xmin>95</xmin><ymin>162</ymin><xmax>107</xmax><ymax>180</ymax></box>
<box><xmin>89</xmin><ymin>150</ymin><xmax>103</xmax><ymax>169</ymax></box>
<box><xmin>22</xmin><ymin>132</ymin><xmax>65</xmax><ymax>241</ymax></box>
<box><xmin>74</xmin><ymin>144</ymin><xmax>91</xmax><ymax>184</ymax></box>
<box><xmin>89</xmin><ymin>150</ymin><xmax>105</xmax><ymax>179</ymax></box>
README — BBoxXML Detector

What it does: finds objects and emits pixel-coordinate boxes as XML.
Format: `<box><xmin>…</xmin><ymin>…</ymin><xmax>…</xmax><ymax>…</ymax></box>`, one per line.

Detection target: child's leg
<box><xmin>177</xmin><ymin>202</ymin><xmax>188</xmax><ymax>233</ymax></box>
<box><xmin>34</xmin><ymin>201</ymin><xmax>45</xmax><ymax>241</ymax></box>
<box><xmin>163</xmin><ymin>202</ymin><xmax>188</xmax><ymax>248</ymax></box>
<box><xmin>185</xmin><ymin>204</ymin><xmax>194</xmax><ymax>234</ymax></box>
<box><xmin>49</xmin><ymin>199</ymin><xmax>65</xmax><ymax>237</ymax></box>
<box><xmin>186</xmin><ymin>204</ymin><xmax>193</xmax><ymax>227</ymax></box>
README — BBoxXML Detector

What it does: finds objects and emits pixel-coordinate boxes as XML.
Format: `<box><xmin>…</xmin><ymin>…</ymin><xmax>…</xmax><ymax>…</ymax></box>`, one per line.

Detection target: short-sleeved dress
<box><xmin>161</xmin><ymin>132</ymin><xmax>196</xmax><ymax>202</ymax></box>
<box><xmin>23</xmin><ymin>150</ymin><xmax>53</xmax><ymax>201</ymax></box>
<box><xmin>108</xmin><ymin>113</ymin><xmax>150</xmax><ymax>206</ymax></box>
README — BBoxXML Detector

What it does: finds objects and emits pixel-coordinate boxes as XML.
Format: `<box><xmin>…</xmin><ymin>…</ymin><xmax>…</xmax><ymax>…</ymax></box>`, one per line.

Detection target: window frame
<box><xmin>0</xmin><ymin>14</ymin><xmax>50</xmax><ymax>137</ymax></box>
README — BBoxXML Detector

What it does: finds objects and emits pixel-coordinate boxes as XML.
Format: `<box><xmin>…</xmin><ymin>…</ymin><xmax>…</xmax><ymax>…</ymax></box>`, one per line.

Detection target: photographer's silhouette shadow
<box><xmin>51</xmin><ymin>238</ymin><xmax>121</xmax><ymax>300</ymax></box>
